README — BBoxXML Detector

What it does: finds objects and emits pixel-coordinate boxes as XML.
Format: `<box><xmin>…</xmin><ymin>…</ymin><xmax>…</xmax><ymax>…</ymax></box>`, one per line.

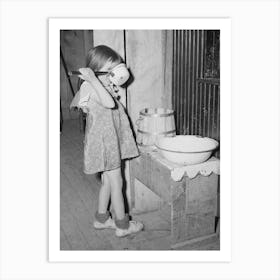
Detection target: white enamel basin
<box><xmin>155</xmin><ymin>135</ymin><xmax>219</xmax><ymax>165</ymax></box>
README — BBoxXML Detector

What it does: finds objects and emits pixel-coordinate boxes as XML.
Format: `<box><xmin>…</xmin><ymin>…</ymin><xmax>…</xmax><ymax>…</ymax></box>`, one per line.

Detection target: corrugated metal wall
<box><xmin>172</xmin><ymin>30</ymin><xmax>220</xmax><ymax>141</ymax></box>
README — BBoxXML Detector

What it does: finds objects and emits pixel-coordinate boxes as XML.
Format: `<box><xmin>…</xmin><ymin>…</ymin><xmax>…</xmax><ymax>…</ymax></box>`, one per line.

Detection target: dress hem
<box><xmin>83</xmin><ymin>154</ymin><xmax>139</xmax><ymax>175</ymax></box>
<box><xmin>83</xmin><ymin>165</ymin><xmax>121</xmax><ymax>175</ymax></box>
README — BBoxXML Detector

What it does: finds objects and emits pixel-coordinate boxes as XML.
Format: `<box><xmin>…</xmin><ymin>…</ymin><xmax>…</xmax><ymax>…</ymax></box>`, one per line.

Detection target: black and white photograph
<box><xmin>1</xmin><ymin>0</ymin><xmax>280</xmax><ymax>279</ymax></box>
<box><xmin>59</xmin><ymin>28</ymin><xmax>221</xmax><ymax>251</ymax></box>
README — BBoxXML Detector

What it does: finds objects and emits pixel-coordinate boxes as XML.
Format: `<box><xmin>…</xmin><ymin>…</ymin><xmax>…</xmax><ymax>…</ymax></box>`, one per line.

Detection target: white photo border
<box><xmin>49</xmin><ymin>18</ymin><xmax>231</xmax><ymax>262</ymax></box>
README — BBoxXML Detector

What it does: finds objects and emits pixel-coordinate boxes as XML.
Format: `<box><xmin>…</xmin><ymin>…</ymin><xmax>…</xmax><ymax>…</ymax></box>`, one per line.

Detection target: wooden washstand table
<box><xmin>130</xmin><ymin>147</ymin><xmax>220</xmax><ymax>249</ymax></box>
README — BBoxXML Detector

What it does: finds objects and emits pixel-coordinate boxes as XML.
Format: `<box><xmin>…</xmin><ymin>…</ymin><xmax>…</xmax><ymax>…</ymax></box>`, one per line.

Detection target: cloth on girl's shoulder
<box><xmin>70</xmin><ymin>81</ymin><xmax>92</xmax><ymax>109</ymax></box>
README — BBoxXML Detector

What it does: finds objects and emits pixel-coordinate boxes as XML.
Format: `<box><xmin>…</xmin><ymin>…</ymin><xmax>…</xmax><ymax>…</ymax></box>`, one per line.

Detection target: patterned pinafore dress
<box><xmin>83</xmin><ymin>84</ymin><xmax>139</xmax><ymax>174</ymax></box>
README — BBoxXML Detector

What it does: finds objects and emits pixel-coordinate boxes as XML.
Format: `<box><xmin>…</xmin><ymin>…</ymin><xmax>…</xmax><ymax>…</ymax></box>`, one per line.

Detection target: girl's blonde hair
<box><xmin>78</xmin><ymin>45</ymin><xmax>123</xmax><ymax>89</ymax></box>
<box><xmin>86</xmin><ymin>45</ymin><xmax>123</xmax><ymax>71</ymax></box>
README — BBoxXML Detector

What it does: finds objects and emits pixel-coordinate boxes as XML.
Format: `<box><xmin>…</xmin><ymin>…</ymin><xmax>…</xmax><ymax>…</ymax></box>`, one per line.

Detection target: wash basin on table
<box><xmin>155</xmin><ymin>135</ymin><xmax>219</xmax><ymax>165</ymax></box>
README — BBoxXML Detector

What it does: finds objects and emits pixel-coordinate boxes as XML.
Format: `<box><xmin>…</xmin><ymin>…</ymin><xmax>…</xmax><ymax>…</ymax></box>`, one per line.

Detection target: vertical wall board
<box><xmin>83</xmin><ymin>30</ymin><xmax>94</xmax><ymax>55</ymax></box>
<box><xmin>162</xmin><ymin>30</ymin><xmax>173</xmax><ymax>109</ymax></box>
<box><xmin>60</xmin><ymin>58</ymin><xmax>75</xmax><ymax>120</ymax></box>
<box><xmin>60</xmin><ymin>30</ymin><xmax>93</xmax><ymax>120</ymax></box>
<box><xmin>125</xmin><ymin>30</ymin><xmax>173</xmax><ymax>210</ymax></box>
<box><xmin>126</xmin><ymin>30</ymin><xmax>170</xmax><ymax>132</ymax></box>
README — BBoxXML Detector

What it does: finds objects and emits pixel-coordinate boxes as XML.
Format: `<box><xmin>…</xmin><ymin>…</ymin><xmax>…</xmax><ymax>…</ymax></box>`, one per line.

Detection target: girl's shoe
<box><xmin>93</xmin><ymin>217</ymin><xmax>116</xmax><ymax>230</ymax></box>
<box><xmin>115</xmin><ymin>220</ymin><xmax>144</xmax><ymax>237</ymax></box>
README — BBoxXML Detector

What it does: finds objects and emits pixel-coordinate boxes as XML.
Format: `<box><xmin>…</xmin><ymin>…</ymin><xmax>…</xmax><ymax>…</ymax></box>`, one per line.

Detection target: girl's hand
<box><xmin>80</xmin><ymin>106</ymin><xmax>89</xmax><ymax>114</ymax></box>
<box><xmin>78</xmin><ymin>68</ymin><xmax>98</xmax><ymax>83</ymax></box>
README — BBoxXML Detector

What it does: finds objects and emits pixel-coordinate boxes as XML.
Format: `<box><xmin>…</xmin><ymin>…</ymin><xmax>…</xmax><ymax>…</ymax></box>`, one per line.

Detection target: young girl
<box><xmin>70</xmin><ymin>45</ymin><xmax>143</xmax><ymax>237</ymax></box>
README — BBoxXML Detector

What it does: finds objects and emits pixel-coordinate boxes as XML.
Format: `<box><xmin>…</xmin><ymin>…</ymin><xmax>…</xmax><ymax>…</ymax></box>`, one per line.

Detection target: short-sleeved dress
<box><xmin>80</xmin><ymin>82</ymin><xmax>139</xmax><ymax>174</ymax></box>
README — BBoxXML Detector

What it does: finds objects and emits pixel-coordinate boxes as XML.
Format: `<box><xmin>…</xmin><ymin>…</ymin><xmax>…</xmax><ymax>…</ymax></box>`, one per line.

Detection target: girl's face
<box><xmin>98</xmin><ymin>59</ymin><xmax>119</xmax><ymax>87</ymax></box>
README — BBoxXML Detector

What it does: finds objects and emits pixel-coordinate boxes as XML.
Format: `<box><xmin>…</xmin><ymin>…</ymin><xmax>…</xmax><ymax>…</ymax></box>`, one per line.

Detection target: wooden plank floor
<box><xmin>60</xmin><ymin>119</ymin><xmax>220</xmax><ymax>250</ymax></box>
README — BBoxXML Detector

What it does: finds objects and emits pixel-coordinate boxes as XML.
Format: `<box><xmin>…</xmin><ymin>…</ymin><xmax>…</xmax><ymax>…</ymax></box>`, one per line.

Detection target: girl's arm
<box><xmin>78</xmin><ymin>68</ymin><xmax>115</xmax><ymax>109</ymax></box>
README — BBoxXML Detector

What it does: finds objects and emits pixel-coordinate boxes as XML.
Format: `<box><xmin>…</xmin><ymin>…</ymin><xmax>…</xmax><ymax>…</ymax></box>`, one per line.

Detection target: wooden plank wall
<box><xmin>60</xmin><ymin>30</ymin><xmax>93</xmax><ymax>120</ymax></box>
<box><xmin>126</xmin><ymin>30</ymin><xmax>172</xmax><ymax>131</ymax></box>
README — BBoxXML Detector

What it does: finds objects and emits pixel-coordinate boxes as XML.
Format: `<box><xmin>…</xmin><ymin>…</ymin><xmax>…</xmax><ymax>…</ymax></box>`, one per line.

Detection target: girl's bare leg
<box><xmin>97</xmin><ymin>172</ymin><xmax>111</xmax><ymax>214</ymax></box>
<box><xmin>106</xmin><ymin>167</ymin><xmax>125</xmax><ymax>220</ymax></box>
